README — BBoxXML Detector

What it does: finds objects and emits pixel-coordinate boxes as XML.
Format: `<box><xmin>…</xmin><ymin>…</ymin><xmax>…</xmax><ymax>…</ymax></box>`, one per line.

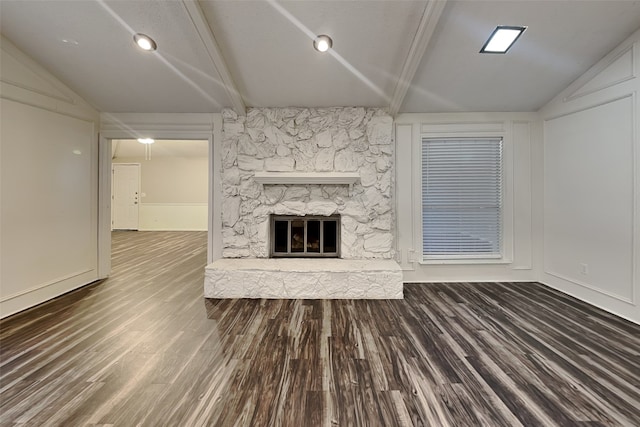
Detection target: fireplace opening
<box><xmin>270</xmin><ymin>215</ymin><xmax>340</xmax><ymax>258</ymax></box>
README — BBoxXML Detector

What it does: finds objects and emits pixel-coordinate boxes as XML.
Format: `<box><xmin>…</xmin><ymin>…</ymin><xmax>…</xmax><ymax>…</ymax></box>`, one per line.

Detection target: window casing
<box><xmin>421</xmin><ymin>138</ymin><xmax>503</xmax><ymax>260</ymax></box>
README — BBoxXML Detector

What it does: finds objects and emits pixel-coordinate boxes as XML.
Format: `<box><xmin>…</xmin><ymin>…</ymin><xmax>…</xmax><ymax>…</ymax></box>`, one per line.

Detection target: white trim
<box><xmin>420</xmin><ymin>259</ymin><xmax>510</xmax><ymax>265</ymax></box>
<box><xmin>0</xmin><ymin>270</ymin><xmax>99</xmax><ymax>319</ymax></box>
<box><xmin>412</xmin><ymin>123</ymin><xmax>423</xmax><ymax>265</ymax></box>
<box><xmin>503</xmin><ymin>122</ymin><xmax>515</xmax><ymax>264</ymax></box>
<box><xmin>98</xmin><ymin>113</ymin><xmax>221</xmax><ymax>270</ymax></box>
<box><xmin>512</xmin><ymin>120</ymin><xmax>534</xmax><ymax>270</ymax></box>
<box><xmin>405</xmin><ymin>279</ymin><xmax>536</xmax><ymax>284</ymax></box>
<box><xmin>2</xmin><ymin>78</ymin><xmax>73</xmax><ymax>104</ymax></box>
<box><xmin>397</xmin><ymin>112</ymin><xmax>539</xmax><ymax>124</ymax></box>
<box><xmin>0</xmin><ymin>269</ymin><xmax>95</xmax><ymax>303</ymax></box>
<box><xmin>563</xmin><ymin>46</ymin><xmax>635</xmax><ymax>102</ymax></box>
<box><xmin>100</xmin><ymin>113</ymin><xmax>216</xmax><ymax>136</ymax></box>
<box><xmin>181</xmin><ymin>0</ymin><xmax>246</xmax><ymax>115</ymax></box>
<box><xmin>389</xmin><ymin>0</ymin><xmax>447</xmax><ymax>116</ymax></box>
<box><xmin>544</xmin><ymin>93</ymin><xmax>635</xmax><ymax>122</ymax></box>
<box><xmin>539</xmin><ymin>279</ymin><xmax>640</xmax><ymax>326</ymax></box>
<box><xmin>632</xmin><ymin>90</ymin><xmax>639</xmax><ymax>306</ymax></box>
<box><xmin>420</xmin><ymin>121</ymin><xmax>505</xmax><ymax>134</ymax></box>
<box><xmin>98</xmin><ymin>135</ymin><xmax>111</xmax><ymax>279</ymax></box>
<box><xmin>139</xmin><ymin>228</ymin><xmax>207</xmax><ymax>232</ymax></box>
<box><xmin>211</xmin><ymin>113</ymin><xmax>223</xmax><ymax>263</ymax></box>
<box><xmin>544</xmin><ymin>270</ymin><xmax>634</xmax><ymax>304</ymax></box>
<box><xmin>0</xmin><ymin>35</ymin><xmax>99</xmax><ymax>122</ymax></box>
<box><xmin>541</xmin><ymin>28</ymin><xmax>640</xmax><ymax>118</ymax></box>
<box><xmin>394</xmin><ymin>123</ymin><xmax>415</xmax><ymax>270</ymax></box>
<box><xmin>141</xmin><ymin>202</ymin><xmax>208</xmax><ymax>206</ymax></box>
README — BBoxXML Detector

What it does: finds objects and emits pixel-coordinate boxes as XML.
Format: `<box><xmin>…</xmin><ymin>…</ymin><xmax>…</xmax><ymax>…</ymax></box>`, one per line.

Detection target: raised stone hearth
<box><xmin>205</xmin><ymin>259</ymin><xmax>403</xmax><ymax>299</ymax></box>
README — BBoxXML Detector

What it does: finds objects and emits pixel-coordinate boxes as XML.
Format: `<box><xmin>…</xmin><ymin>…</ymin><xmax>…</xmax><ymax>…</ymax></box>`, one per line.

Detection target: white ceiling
<box><xmin>200</xmin><ymin>0</ymin><xmax>426</xmax><ymax>108</ymax></box>
<box><xmin>402</xmin><ymin>0</ymin><xmax>640</xmax><ymax>112</ymax></box>
<box><xmin>1</xmin><ymin>0</ymin><xmax>639</xmax><ymax>114</ymax></box>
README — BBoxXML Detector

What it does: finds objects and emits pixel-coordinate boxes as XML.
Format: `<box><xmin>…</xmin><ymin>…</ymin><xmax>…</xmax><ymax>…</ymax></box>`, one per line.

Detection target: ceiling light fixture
<box><xmin>480</xmin><ymin>25</ymin><xmax>526</xmax><ymax>54</ymax></box>
<box><xmin>313</xmin><ymin>35</ymin><xmax>333</xmax><ymax>53</ymax></box>
<box><xmin>61</xmin><ymin>38</ymin><xmax>79</xmax><ymax>46</ymax></box>
<box><xmin>133</xmin><ymin>33</ymin><xmax>157</xmax><ymax>51</ymax></box>
<box><xmin>137</xmin><ymin>138</ymin><xmax>155</xmax><ymax>144</ymax></box>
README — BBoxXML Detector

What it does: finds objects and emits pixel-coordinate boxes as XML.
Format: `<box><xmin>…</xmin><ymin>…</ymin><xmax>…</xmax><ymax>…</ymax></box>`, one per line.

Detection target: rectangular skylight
<box><xmin>480</xmin><ymin>25</ymin><xmax>526</xmax><ymax>54</ymax></box>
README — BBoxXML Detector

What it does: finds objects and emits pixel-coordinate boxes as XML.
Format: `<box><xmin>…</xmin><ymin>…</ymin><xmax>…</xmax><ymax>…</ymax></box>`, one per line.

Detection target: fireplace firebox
<box><xmin>270</xmin><ymin>215</ymin><xmax>340</xmax><ymax>258</ymax></box>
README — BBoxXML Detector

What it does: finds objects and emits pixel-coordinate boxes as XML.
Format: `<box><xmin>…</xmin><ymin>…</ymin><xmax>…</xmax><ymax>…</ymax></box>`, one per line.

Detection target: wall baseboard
<box><xmin>0</xmin><ymin>270</ymin><xmax>98</xmax><ymax>319</ymax></box>
<box><xmin>138</xmin><ymin>228</ymin><xmax>207</xmax><ymax>232</ymax></box>
<box><xmin>540</xmin><ymin>277</ymin><xmax>639</xmax><ymax>326</ymax></box>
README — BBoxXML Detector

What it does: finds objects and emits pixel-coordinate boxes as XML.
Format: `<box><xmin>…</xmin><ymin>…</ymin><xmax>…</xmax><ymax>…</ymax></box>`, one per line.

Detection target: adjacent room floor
<box><xmin>1</xmin><ymin>231</ymin><xmax>639</xmax><ymax>426</ymax></box>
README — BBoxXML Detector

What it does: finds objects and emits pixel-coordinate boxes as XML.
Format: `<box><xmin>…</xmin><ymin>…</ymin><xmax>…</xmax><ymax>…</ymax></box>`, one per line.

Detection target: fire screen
<box><xmin>270</xmin><ymin>215</ymin><xmax>340</xmax><ymax>258</ymax></box>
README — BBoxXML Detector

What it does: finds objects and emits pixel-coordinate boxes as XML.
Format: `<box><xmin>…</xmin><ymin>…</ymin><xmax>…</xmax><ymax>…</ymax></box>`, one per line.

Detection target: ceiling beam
<box><xmin>181</xmin><ymin>0</ymin><xmax>246</xmax><ymax>115</ymax></box>
<box><xmin>389</xmin><ymin>0</ymin><xmax>448</xmax><ymax>116</ymax></box>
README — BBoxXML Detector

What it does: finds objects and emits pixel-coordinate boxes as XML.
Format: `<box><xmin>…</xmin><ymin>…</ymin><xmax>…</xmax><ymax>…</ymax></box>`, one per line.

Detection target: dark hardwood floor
<box><xmin>1</xmin><ymin>231</ymin><xmax>639</xmax><ymax>426</ymax></box>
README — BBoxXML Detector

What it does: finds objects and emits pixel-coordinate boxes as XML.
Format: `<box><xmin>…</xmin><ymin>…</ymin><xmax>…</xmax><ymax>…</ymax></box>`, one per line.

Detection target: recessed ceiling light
<box><xmin>480</xmin><ymin>26</ymin><xmax>526</xmax><ymax>54</ymax></box>
<box><xmin>313</xmin><ymin>35</ymin><xmax>333</xmax><ymax>53</ymax></box>
<box><xmin>133</xmin><ymin>33</ymin><xmax>157</xmax><ymax>51</ymax></box>
<box><xmin>137</xmin><ymin>138</ymin><xmax>155</xmax><ymax>144</ymax></box>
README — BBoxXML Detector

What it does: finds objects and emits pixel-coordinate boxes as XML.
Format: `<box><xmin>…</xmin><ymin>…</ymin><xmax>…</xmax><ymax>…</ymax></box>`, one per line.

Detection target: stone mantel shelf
<box><xmin>254</xmin><ymin>172</ymin><xmax>360</xmax><ymax>188</ymax></box>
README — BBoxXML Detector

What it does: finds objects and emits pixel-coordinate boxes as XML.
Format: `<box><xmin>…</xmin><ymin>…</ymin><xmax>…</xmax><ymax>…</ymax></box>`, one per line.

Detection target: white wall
<box><xmin>113</xmin><ymin>156</ymin><xmax>208</xmax><ymax>231</ymax></box>
<box><xmin>394</xmin><ymin>113</ymin><xmax>541</xmax><ymax>283</ymax></box>
<box><xmin>540</xmin><ymin>29</ymin><xmax>640</xmax><ymax>323</ymax></box>
<box><xmin>0</xmin><ymin>37</ymin><xmax>100</xmax><ymax>318</ymax></box>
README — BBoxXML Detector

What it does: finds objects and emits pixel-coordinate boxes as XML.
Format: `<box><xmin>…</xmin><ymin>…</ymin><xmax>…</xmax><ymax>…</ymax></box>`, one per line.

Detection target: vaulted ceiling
<box><xmin>1</xmin><ymin>1</ymin><xmax>639</xmax><ymax>115</ymax></box>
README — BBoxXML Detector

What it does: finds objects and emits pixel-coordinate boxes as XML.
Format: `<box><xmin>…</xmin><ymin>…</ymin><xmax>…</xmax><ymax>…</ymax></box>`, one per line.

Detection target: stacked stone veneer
<box><xmin>220</xmin><ymin>107</ymin><xmax>395</xmax><ymax>259</ymax></box>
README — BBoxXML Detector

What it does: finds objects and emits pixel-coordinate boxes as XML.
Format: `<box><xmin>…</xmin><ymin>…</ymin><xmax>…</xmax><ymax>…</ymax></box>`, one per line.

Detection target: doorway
<box><xmin>98</xmin><ymin>120</ymin><xmax>222</xmax><ymax>281</ymax></box>
<box><xmin>99</xmin><ymin>136</ymin><xmax>216</xmax><ymax>279</ymax></box>
<box><xmin>111</xmin><ymin>139</ymin><xmax>209</xmax><ymax>232</ymax></box>
<box><xmin>112</xmin><ymin>163</ymin><xmax>140</xmax><ymax>230</ymax></box>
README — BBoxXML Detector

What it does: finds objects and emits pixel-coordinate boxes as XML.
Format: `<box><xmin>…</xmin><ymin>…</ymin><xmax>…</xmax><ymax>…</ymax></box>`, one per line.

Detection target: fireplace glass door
<box><xmin>270</xmin><ymin>215</ymin><xmax>340</xmax><ymax>257</ymax></box>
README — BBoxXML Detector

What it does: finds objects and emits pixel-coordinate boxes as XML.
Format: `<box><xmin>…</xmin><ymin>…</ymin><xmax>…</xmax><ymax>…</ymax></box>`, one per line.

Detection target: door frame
<box><xmin>111</xmin><ymin>163</ymin><xmax>141</xmax><ymax>230</ymax></box>
<box><xmin>98</xmin><ymin>114</ymin><xmax>222</xmax><ymax>279</ymax></box>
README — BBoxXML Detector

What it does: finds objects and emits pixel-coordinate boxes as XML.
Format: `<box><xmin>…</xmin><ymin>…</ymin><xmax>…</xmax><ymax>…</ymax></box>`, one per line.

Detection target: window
<box><xmin>422</xmin><ymin>138</ymin><xmax>503</xmax><ymax>259</ymax></box>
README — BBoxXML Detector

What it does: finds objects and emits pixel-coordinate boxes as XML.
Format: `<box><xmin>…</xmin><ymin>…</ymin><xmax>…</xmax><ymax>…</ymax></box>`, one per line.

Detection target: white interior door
<box><xmin>112</xmin><ymin>164</ymin><xmax>140</xmax><ymax>230</ymax></box>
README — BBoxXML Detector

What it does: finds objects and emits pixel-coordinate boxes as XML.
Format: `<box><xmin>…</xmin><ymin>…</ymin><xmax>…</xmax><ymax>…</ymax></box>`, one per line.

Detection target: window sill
<box><xmin>419</xmin><ymin>258</ymin><xmax>511</xmax><ymax>266</ymax></box>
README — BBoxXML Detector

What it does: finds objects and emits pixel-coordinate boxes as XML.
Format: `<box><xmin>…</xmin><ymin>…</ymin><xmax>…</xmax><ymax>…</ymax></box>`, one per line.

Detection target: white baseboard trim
<box><xmin>138</xmin><ymin>228</ymin><xmax>207</xmax><ymax>232</ymax></box>
<box><xmin>0</xmin><ymin>269</ymin><xmax>98</xmax><ymax>319</ymax></box>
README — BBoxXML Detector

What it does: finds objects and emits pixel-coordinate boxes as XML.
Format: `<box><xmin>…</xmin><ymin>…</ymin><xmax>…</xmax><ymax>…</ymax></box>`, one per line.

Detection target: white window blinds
<box><xmin>422</xmin><ymin>138</ymin><xmax>503</xmax><ymax>258</ymax></box>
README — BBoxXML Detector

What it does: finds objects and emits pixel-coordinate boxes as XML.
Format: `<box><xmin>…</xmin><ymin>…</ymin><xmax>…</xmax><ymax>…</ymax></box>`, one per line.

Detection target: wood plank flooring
<box><xmin>1</xmin><ymin>231</ymin><xmax>639</xmax><ymax>426</ymax></box>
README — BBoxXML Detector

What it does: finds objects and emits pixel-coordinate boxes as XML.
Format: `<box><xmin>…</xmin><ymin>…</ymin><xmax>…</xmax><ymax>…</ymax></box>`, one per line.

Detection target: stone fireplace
<box><xmin>204</xmin><ymin>107</ymin><xmax>403</xmax><ymax>299</ymax></box>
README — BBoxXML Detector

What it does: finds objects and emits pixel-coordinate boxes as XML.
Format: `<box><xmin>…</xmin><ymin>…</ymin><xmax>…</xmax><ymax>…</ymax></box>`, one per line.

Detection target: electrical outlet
<box><xmin>580</xmin><ymin>263</ymin><xmax>588</xmax><ymax>275</ymax></box>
